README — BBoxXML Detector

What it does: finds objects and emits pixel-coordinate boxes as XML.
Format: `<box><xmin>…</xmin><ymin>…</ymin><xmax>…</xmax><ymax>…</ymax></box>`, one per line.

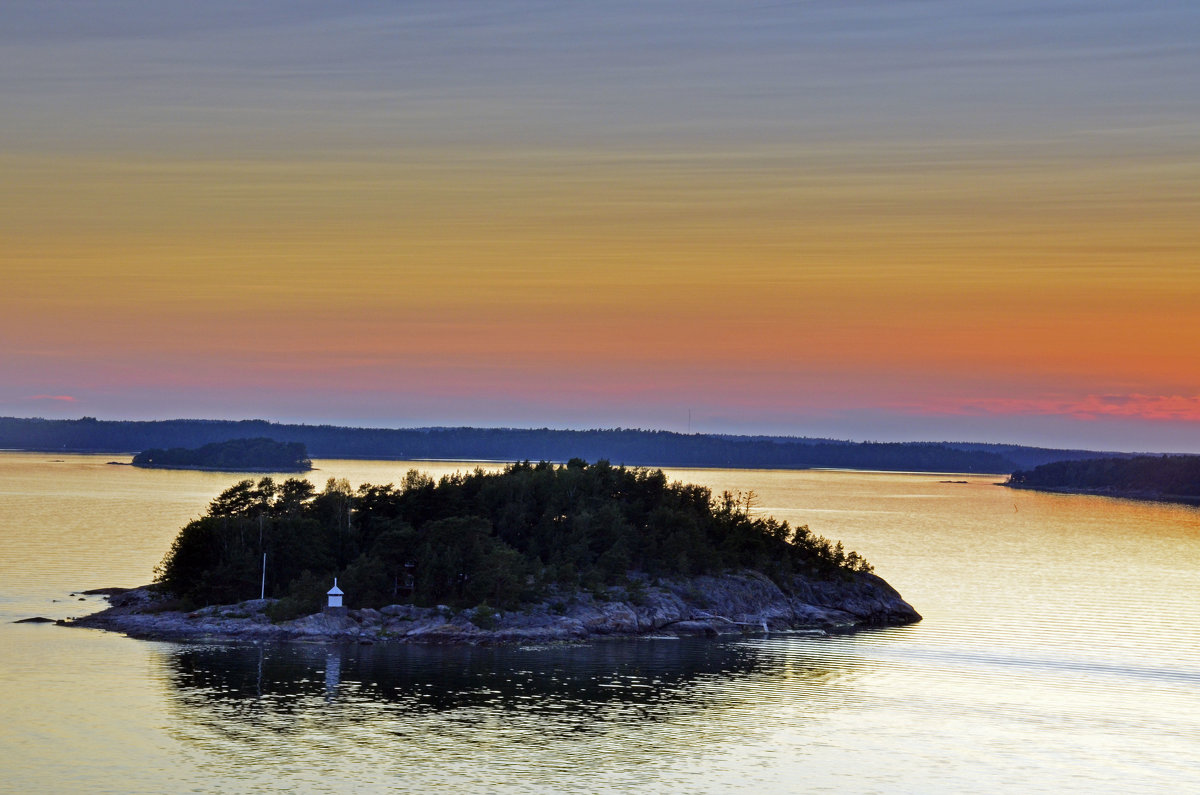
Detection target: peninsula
<box><xmin>1007</xmin><ymin>454</ymin><xmax>1200</xmax><ymax>506</ymax></box>
<box><xmin>72</xmin><ymin>460</ymin><xmax>919</xmax><ymax>644</ymax></box>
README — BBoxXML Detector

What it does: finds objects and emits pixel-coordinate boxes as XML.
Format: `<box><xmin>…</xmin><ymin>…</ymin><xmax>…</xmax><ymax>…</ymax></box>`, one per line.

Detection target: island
<box><xmin>131</xmin><ymin>438</ymin><xmax>312</xmax><ymax>473</ymax></box>
<box><xmin>1006</xmin><ymin>454</ymin><xmax>1200</xmax><ymax>506</ymax></box>
<box><xmin>72</xmin><ymin>460</ymin><xmax>920</xmax><ymax>644</ymax></box>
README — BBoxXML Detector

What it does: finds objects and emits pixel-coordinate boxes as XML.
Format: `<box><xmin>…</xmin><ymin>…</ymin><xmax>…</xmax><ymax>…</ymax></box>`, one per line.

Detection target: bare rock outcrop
<box><xmin>68</xmin><ymin>570</ymin><xmax>920</xmax><ymax>645</ymax></box>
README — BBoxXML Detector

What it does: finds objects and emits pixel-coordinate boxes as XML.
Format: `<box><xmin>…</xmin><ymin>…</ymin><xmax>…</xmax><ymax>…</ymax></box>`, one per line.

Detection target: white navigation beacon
<box><xmin>327</xmin><ymin>578</ymin><xmax>344</xmax><ymax>608</ymax></box>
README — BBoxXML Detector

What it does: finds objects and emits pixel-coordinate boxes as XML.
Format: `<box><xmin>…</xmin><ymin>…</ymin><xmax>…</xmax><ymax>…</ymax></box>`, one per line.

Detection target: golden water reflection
<box><xmin>156</xmin><ymin>636</ymin><xmax>860</xmax><ymax>792</ymax></box>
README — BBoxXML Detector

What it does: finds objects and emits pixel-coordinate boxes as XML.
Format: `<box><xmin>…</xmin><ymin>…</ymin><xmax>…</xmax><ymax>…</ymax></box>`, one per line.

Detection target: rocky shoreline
<box><xmin>65</xmin><ymin>570</ymin><xmax>920</xmax><ymax>645</ymax></box>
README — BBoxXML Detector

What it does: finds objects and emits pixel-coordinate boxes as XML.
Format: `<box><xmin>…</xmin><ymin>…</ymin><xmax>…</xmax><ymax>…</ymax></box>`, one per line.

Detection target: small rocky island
<box><xmin>73</xmin><ymin>461</ymin><xmax>919</xmax><ymax>644</ymax></box>
<box><xmin>132</xmin><ymin>438</ymin><xmax>312</xmax><ymax>473</ymax></box>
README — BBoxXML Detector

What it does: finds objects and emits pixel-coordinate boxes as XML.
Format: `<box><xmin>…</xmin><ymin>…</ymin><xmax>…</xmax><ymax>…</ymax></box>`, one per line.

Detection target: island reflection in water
<box><xmin>155</xmin><ymin>636</ymin><xmax>862</xmax><ymax>784</ymax></box>
<box><xmin>161</xmin><ymin>636</ymin><xmax>852</xmax><ymax>724</ymax></box>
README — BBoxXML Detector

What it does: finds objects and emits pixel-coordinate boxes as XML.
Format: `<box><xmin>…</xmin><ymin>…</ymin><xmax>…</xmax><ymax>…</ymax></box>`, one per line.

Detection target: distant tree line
<box><xmin>1008</xmin><ymin>455</ymin><xmax>1200</xmax><ymax>502</ymax></box>
<box><xmin>0</xmin><ymin>416</ymin><xmax>1104</xmax><ymax>472</ymax></box>
<box><xmin>132</xmin><ymin>438</ymin><xmax>311</xmax><ymax>472</ymax></box>
<box><xmin>155</xmin><ymin>460</ymin><xmax>873</xmax><ymax>618</ymax></box>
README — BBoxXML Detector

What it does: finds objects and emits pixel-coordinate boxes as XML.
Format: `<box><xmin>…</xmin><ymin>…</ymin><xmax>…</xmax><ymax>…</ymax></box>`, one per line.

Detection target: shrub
<box><xmin>471</xmin><ymin>603</ymin><xmax>498</xmax><ymax>630</ymax></box>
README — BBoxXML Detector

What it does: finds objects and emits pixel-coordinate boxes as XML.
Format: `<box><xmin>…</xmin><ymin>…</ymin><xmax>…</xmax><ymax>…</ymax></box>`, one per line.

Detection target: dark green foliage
<box><xmin>470</xmin><ymin>603</ymin><xmax>499</xmax><ymax>630</ymax></box>
<box><xmin>340</xmin><ymin>554</ymin><xmax>391</xmax><ymax>608</ymax></box>
<box><xmin>132</xmin><ymin>438</ymin><xmax>311</xmax><ymax>472</ymax></box>
<box><xmin>264</xmin><ymin>571</ymin><xmax>329</xmax><ymax>622</ymax></box>
<box><xmin>155</xmin><ymin>461</ymin><xmax>873</xmax><ymax>612</ymax></box>
<box><xmin>1009</xmin><ymin>455</ymin><xmax>1200</xmax><ymax>501</ymax></box>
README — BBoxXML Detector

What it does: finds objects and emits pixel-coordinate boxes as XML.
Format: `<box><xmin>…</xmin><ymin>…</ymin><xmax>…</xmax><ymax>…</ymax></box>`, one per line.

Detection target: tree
<box><xmin>155</xmin><ymin>461</ymin><xmax>873</xmax><ymax>610</ymax></box>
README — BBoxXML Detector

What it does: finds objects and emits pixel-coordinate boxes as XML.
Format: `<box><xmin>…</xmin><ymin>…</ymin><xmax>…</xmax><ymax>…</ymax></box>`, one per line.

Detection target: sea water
<box><xmin>1</xmin><ymin>452</ymin><xmax>1197</xmax><ymax>793</ymax></box>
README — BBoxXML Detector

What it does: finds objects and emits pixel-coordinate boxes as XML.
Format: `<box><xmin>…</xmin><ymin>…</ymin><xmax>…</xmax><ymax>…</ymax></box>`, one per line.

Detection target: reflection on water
<box><xmin>161</xmin><ymin>637</ymin><xmax>842</xmax><ymax>738</ymax></box>
<box><xmin>155</xmin><ymin>635</ymin><xmax>868</xmax><ymax>792</ymax></box>
<box><xmin>154</xmin><ymin>627</ymin><xmax>1200</xmax><ymax>794</ymax></box>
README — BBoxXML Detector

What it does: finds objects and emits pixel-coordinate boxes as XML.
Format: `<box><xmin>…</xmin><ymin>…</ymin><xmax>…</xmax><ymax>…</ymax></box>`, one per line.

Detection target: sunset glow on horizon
<box><xmin>3</xmin><ymin>2</ymin><xmax>1199</xmax><ymax>451</ymax></box>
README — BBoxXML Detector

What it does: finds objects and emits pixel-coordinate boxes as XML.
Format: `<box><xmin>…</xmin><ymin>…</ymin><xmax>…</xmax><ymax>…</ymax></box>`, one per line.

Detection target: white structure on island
<box><xmin>327</xmin><ymin>578</ymin><xmax>344</xmax><ymax>608</ymax></box>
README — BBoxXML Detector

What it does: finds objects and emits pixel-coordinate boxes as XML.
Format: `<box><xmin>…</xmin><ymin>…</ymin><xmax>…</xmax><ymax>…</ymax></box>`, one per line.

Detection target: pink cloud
<box><xmin>26</xmin><ymin>394</ymin><xmax>76</xmax><ymax>402</ymax></box>
<box><xmin>894</xmin><ymin>394</ymin><xmax>1200</xmax><ymax>423</ymax></box>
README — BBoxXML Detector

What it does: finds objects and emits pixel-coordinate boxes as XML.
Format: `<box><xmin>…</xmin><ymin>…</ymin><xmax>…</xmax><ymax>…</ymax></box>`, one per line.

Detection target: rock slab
<box><xmin>68</xmin><ymin>570</ymin><xmax>921</xmax><ymax>645</ymax></box>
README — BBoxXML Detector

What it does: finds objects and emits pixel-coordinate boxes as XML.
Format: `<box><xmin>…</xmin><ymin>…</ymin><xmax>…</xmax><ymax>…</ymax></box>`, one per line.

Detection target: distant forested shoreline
<box><xmin>1</xmin><ymin>416</ymin><xmax>1128</xmax><ymax>474</ymax></box>
<box><xmin>1007</xmin><ymin>455</ymin><xmax>1200</xmax><ymax>505</ymax></box>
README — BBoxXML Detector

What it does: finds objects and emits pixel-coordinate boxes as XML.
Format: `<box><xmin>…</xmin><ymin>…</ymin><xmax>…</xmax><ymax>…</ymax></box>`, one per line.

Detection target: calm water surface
<box><xmin>1</xmin><ymin>453</ymin><xmax>1198</xmax><ymax>793</ymax></box>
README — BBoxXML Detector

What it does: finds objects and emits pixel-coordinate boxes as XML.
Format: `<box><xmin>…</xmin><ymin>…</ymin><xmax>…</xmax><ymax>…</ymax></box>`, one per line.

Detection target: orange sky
<box><xmin>3</xmin><ymin>3</ymin><xmax>1199</xmax><ymax>450</ymax></box>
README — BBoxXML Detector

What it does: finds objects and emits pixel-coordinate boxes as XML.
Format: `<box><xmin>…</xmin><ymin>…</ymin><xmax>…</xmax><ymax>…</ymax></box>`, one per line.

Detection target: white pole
<box><xmin>260</xmin><ymin>552</ymin><xmax>267</xmax><ymax>600</ymax></box>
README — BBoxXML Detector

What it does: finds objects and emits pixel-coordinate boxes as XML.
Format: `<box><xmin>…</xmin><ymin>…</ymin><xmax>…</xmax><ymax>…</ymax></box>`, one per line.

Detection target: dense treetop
<box><xmin>132</xmin><ymin>438</ymin><xmax>311</xmax><ymax>472</ymax></box>
<box><xmin>155</xmin><ymin>460</ymin><xmax>872</xmax><ymax>617</ymax></box>
<box><xmin>1008</xmin><ymin>455</ymin><xmax>1200</xmax><ymax>501</ymax></box>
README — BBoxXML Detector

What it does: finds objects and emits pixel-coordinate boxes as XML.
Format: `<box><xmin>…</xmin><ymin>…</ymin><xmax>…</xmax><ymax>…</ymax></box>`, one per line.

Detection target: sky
<box><xmin>3</xmin><ymin>1</ymin><xmax>1200</xmax><ymax>451</ymax></box>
